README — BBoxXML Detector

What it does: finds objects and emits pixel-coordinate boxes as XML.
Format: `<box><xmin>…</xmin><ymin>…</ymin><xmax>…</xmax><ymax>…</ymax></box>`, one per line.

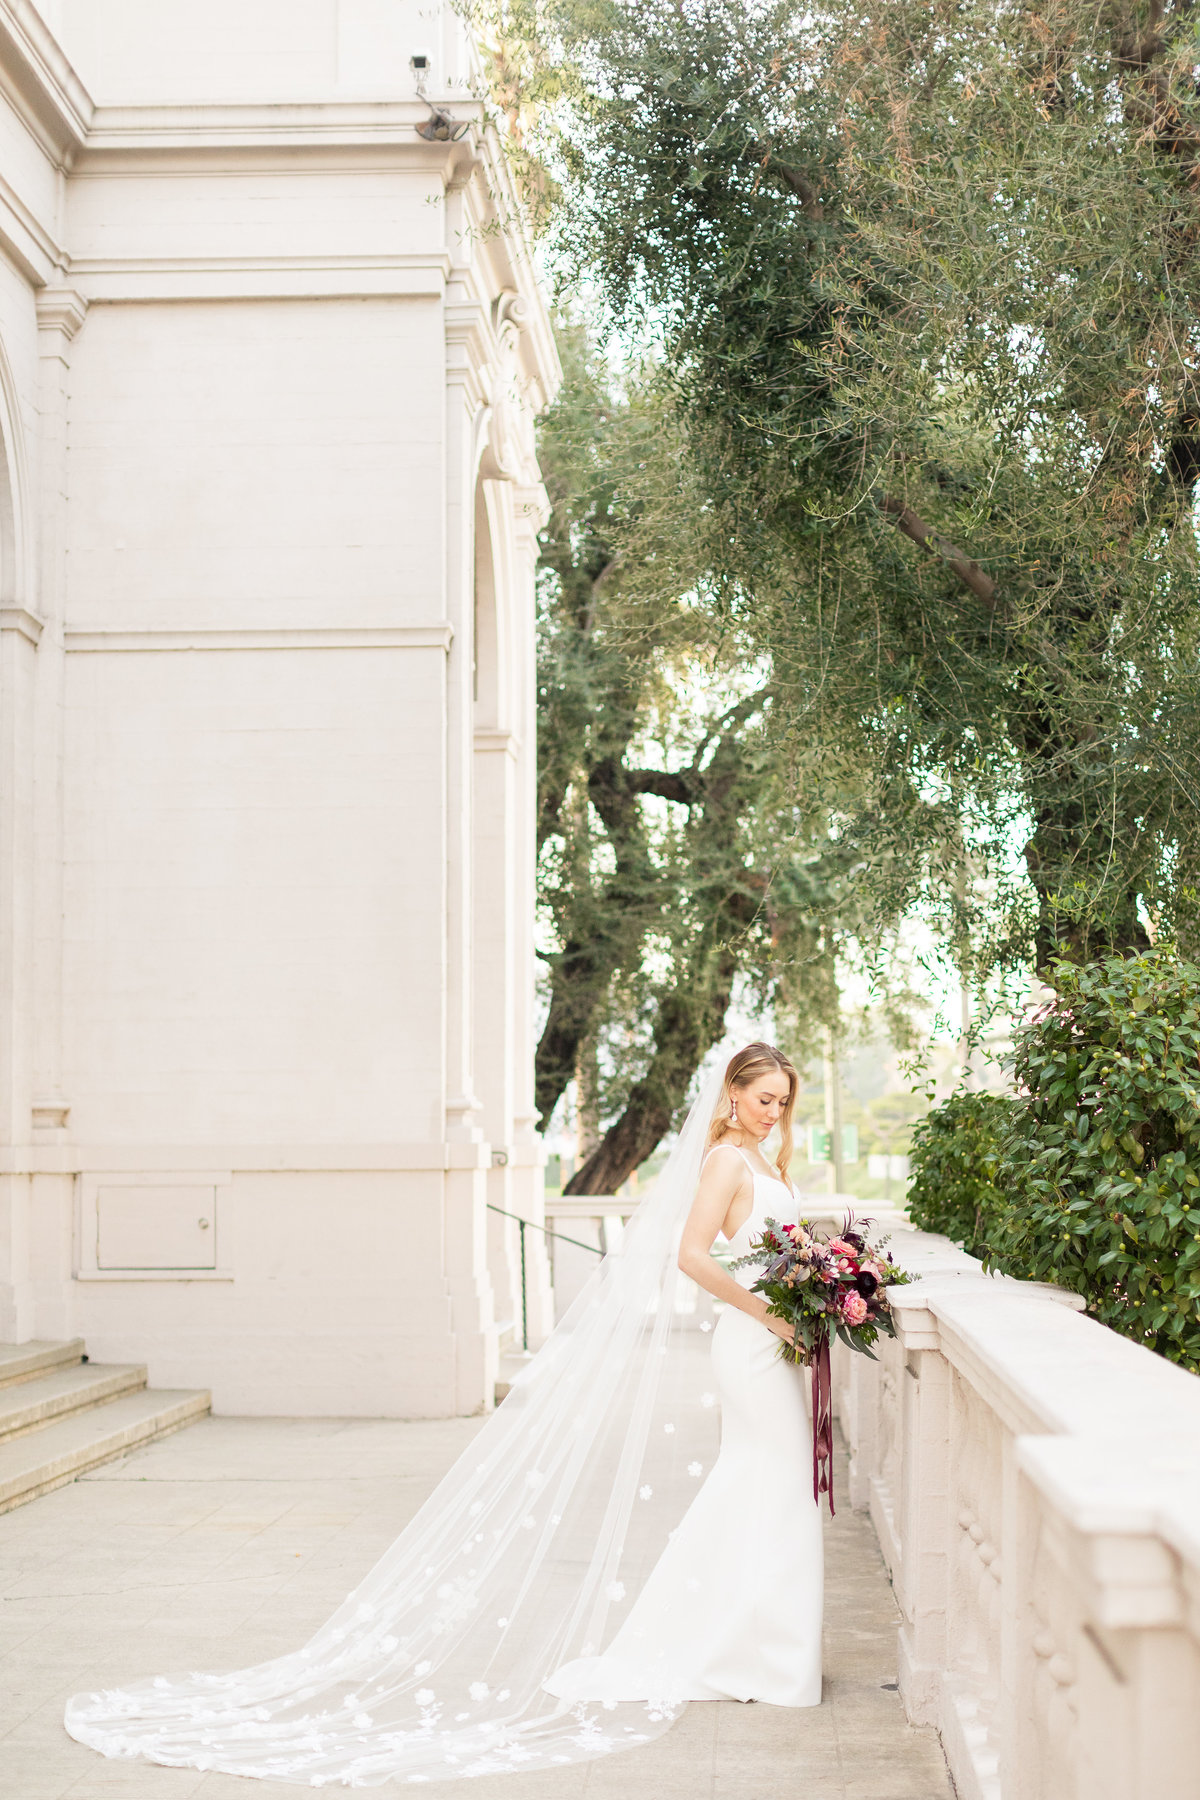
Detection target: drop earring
<box><xmin>729</xmin><ymin>1096</ymin><xmax>738</xmax><ymax>1125</ymax></box>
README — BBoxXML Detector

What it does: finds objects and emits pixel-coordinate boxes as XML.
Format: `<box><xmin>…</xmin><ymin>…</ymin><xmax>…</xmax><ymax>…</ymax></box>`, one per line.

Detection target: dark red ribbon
<box><xmin>811</xmin><ymin>1333</ymin><xmax>835</xmax><ymax>1516</ymax></box>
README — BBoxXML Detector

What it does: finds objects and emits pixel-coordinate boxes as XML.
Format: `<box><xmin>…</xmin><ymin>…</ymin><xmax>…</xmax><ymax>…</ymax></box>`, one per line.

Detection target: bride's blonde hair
<box><xmin>707</xmin><ymin>1041</ymin><xmax>799</xmax><ymax>1184</ymax></box>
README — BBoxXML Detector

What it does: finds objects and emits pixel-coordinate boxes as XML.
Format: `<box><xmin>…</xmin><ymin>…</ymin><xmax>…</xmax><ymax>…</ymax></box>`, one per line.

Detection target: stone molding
<box><xmin>474</xmin><ymin>727</ymin><xmax>521</xmax><ymax>759</ymax></box>
<box><xmin>82</xmin><ymin>99</ymin><xmax>482</xmax><ymax>153</ymax></box>
<box><xmin>62</xmin><ymin>623</ymin><xmax>454</xmax><ymax>654</ymax></box>
<box><xmin>35</xmin><ymin>285</ymin><xmax>88</xmax><ymax>340</ymax></box>
<box><xmin>0</xmin><ymin>604</ymin><xmax>42</xmax><ymax>645</ymax></box>
<box><xmin>512</xmin><ymin>480</ymin><xmax>552</xmax><ymax>541</ymax></box>
<box><xmin>0</xmin><ymin>0</ymin><xmax>92</xmax><ymax>166</ymax></box>
<box><xmin>445</xmin><ymin>299</ymin><xmax>492</xmax><ymax>408</ymax></box>
<box><xmin>30</xmin><ymin>1099</ymin><xmax>68</xmax><ymax>1129</ymax></box>
<box><xmin>0</xmin><ymin>167</ymin><xmax>66</xmax><ymax>285</ymax></box>
<box><xmin>70</xmin><ymin>254</ymin><xmax>453</xmax><ymax>305</ymax></box>
<box><xmin>0</xmin><ymin>1141</ymin><xmax>496</xmax><ymax>1175</ymax></box>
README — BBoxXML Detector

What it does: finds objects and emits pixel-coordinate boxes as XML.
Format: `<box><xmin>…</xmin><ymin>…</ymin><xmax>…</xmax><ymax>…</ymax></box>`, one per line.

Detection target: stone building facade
<box><xmin>0</xmin><ymin>0</ymin><xmax>558</xmax><ymax>1415</ymax></box>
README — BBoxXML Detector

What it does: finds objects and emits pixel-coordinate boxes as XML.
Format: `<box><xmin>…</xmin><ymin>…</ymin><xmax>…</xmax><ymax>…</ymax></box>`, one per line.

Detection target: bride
<box><xmin>66</xmin><ymin>1042</ymin><xmax>824</xmax><ymax>1786</ymax></box>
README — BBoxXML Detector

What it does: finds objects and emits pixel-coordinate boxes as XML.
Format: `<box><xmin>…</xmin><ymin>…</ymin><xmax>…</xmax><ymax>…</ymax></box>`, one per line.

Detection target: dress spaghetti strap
<box><xmin>702</xmin><ymin>1141</ymin><xmax>758</xmax><ymax>1176</ymax></box>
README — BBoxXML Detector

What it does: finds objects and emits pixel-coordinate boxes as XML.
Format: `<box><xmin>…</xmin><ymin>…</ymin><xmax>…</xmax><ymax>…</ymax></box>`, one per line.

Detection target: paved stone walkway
<box><xmin>0</xmin><ymin>1416</ymin><xmax>953</xmax><ymax>1800</ymax></box>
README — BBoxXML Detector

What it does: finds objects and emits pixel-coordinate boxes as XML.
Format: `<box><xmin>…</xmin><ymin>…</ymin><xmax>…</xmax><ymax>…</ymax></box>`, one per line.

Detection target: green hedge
<box><xmin>908</xmin><ymin>949</ymin><xmax>1200</xmax><ymax>1372</ymax></box>
<box><xmin>907</xmin><ymin>1091</ymin><xmax>1015</xmax><ymax>1262</ymax></box>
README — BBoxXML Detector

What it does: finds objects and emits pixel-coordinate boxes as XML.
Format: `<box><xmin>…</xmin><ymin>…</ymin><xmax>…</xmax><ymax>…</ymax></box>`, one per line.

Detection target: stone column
<box><xmin>442</xmin><ymin>242</ymin><xmax>496</xmax><ymax>1411</ymax></box>
<box><xmin>891</xmin><ymin>1290</ymin><xmax>954</xmax><ymax>1726</ymax></box>
<box><xmin>0</xmin><ymin>290</ymin><xmax>79</xmax><ymax>1340</ymax></box>
<box><xmin>0</xmin><ymin>584</ymin><xmax>40</xmax><ymax>1339</ymax></box>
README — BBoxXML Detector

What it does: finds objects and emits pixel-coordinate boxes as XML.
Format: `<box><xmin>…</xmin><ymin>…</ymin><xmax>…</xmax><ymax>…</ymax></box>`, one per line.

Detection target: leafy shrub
<box><xmin>992</xmin><ymin>950</ymin><xmax>1200</xmax><ymax>1370</ymax></box>
<box><xmin>907</xmin><ymin>1091</ymin><xmax>1016</xmax><ymax>1260</ymax></box>
<box><xmin>911</xmin><ymin>950</ymin><xmax>1200</xmax><ymax>1371</ymax></box>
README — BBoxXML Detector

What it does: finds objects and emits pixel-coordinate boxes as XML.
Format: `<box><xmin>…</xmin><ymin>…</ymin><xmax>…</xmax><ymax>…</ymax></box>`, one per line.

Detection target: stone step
<box><xmin>0</xmin><ymin>1338</ymin><xmax>85</xmax><ymax>1390</ymax></box>
<box><xmin>0</xmin><ymin>1385</ymin><xmax>211</xmax><ymax>1515</ymax></box>
<box><xmin>0</xmin><ymin>1361</ymin><xmax>149</xmax><ymax>1444</ymax></box>
<box><xmin>494</xmin><ymin>1348</ymin><xmax>535</xmax><ymax>1406</ymax></box>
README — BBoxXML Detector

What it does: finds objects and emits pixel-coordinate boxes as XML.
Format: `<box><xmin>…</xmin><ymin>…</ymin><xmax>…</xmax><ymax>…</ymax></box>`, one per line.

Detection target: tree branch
<box><xmin>881</xmin><ymin>494</ymin><xmax>997</xmax><ymax>606</ymax></box>
<box><xmin>627</xmin><ymin>769</ymin><xmax>695</xmax><ymax>804</ymax></box>
<box><xmin>744</xmin><ymin>140</ymin><xmax>824</xmax><ymax>219</ymax></box>
<box><xmin>591</xmin><ymin>554</ymin><xmax>622</xmax><ymax>593</ymax></box>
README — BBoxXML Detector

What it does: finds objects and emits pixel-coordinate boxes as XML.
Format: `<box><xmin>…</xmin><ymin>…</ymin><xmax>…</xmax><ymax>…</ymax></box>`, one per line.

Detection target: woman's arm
<box><xmin>677</xmin><ymin>1148</ymin><xmax>796</xmax><ymax>1344</ymax></box>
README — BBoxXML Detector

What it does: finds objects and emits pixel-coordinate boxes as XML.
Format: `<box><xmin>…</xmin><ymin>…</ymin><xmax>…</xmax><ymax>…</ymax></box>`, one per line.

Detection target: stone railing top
<box><xmin>835</xmin><ymin>1226</ymin><xmax>1200</xmax><ymax>1796</ymax></box>
<box><xmin>893</xmin><ymin>1265</ymin><xmax>1200</xmax><ymax>1443</ymax></box>
<box><xmin>1020</xmin><ymin>1430</ymin><xmax>1200</xmax><ymax>1540</ymax></box>
<box><xmin>544</xmin><ymin>1196</ymin><xmax>636</xmax><ymax>1220</ymax></box>
<box><xmin>1017</xmin><ymin>1433</ymin><xmax>1200</xmax><ymax>1625</ymax></box>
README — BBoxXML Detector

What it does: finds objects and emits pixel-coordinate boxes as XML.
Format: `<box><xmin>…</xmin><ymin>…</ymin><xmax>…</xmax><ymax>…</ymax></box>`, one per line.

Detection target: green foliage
<box><xmin>535</xmin><ymin>318</ymin><xmax>910</xmax><ymax>1190</ymax></box>
<box><xmin>994</xmin><ymin>950</ymin><xmax>1200</xmax><ymax>1370</ymax></box>
<box><xmin>907</xmin><ymin>1092</ymin><xmax>1016</xmax><ymax>1261</ymax></box>
<box><xmin>516</xmin><ymin>0</ymin><xmax>1200</xmax><ymax>977</ymax></box>
<box><xmin>912</xmin><ymin>950</ymin><xmax>1200</xmax><ymax>1371</ymax></box>
<box><xmin>485</xmin><ymin>0</ymin><xmax>1200</xmax><ymax>1204</ymax></box>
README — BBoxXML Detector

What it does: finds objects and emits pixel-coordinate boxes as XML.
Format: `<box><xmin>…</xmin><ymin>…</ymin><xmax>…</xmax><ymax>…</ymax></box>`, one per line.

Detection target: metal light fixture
<box><xmin>416</xmin><ymin>107</ymin><xmax>470</xmax><ymax>142</ymax></box>
<box><xmin>410</xmin><ymin>52</ymin><xmax>471</xmax><ymax>143</ymax></box>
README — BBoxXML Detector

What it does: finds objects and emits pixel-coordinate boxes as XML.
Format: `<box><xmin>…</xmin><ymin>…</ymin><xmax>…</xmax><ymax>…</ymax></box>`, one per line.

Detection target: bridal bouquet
<box><xmin>731</xmin><ymin>1213</ymin><xmax>911</xmax><ymax>1515</ymax></box>
<box><xmin>731</xmin><ymin>1212</ymin><xmax>911</xmax><ymax>1367</ymax></box>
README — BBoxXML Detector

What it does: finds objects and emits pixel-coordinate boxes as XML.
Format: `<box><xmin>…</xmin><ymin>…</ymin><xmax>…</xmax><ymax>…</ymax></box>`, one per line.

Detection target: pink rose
<box><xmin>827</xmin><ymin>1238</ymin><xmax>856</xmax><ymax>1257</ymax></box>
<box><xmin>842</xmin><ymin>1290</ymin><xmax>868</xmax><ymax>1327</ymax></box>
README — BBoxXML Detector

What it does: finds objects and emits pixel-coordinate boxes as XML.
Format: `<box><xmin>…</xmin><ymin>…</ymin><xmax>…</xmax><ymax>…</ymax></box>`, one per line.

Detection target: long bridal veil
<box><xmin>66</xmin><ymin>1051</ymin><xmax>743</xmax><ymax>1787</ymax></box>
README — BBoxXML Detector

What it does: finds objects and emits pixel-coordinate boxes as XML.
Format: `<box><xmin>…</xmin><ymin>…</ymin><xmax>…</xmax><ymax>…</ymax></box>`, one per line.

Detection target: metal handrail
<box><xmin>486</xmin><ymin>1202</ymin><xmax>606</xmax><ymax>1257</ymax></box>
<box><xmin>486</xmin><ymin>1201</ymin><xmax>604</xmax><ymax>1351</ymax></box>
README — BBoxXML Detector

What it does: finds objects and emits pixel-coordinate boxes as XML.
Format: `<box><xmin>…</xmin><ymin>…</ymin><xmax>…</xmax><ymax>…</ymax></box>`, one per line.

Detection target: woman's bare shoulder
<box><xmin>701</xmin><ymin>1142</ymin><xmax>750</xmax><ymax>1178</ymax></box>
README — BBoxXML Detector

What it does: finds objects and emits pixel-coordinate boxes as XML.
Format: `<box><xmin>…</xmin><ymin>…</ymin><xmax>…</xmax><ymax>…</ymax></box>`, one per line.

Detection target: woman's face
<box><xmin>735</xmin><ymin>1074</ymin><xmax>791</xmax><ymax>1141</ymax></box>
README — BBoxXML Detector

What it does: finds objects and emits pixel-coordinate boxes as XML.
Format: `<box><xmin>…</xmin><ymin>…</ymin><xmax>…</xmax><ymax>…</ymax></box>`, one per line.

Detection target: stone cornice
<box><xmin>35</xmin><ymin>284</ymin><xmax>87</xmax><ymax>339</ymax></box>
<box><xmin>80</xmin><ymin>99</ymin><xmax>484</xmax><ymax>155</ymax></box>
<box><xmin>472</xmin><ymin>119</ymin><xmax>560</xmax><ymax>408</ymax></box>
<box><xmin>62</xmin><ymin>624</ymin><xmax>453</xmax><ymax>654</ymax></box>
<box><xmin>0</xmin><ymin>8</ymin><xmax>564</xmax><ymax>408</ymax></box>
<box><xmin>68</xmin><ymin>253</ymin><xmax>452</xmax><ymax>305</ymax></box>
<box><xmin>0</xmin><ymin>0</ymin><xmax>92</xmax><ymax>166</ymax></box>
<box><xmin>0</xmin><ymin>6</ymin><xmax>559</xmax><ymax>432</ymax></box>
<box><xmin>0</xmin><ymin>8</ymin><xmax>559</xmax><ymax>407</ymax></box>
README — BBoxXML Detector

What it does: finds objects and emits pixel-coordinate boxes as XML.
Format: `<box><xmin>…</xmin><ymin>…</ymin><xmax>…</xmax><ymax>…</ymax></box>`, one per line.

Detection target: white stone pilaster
<box><xmin>30</xmin><ymin>286</ymin><xmax>83</xmax><ymax>1145</ymax></box>
<box><xmin>442</xmin><ymin>269</ymin><xmax>496</xmax><ymax>1408</ymax></box>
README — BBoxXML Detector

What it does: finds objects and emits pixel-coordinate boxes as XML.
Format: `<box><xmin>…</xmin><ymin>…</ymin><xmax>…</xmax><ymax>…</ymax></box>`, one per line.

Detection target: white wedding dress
<box><xmin>65</xmin><ymin>1057</ymin><xmax>825</xmax><ymax>1786</ymax></box>
<box><xmin>545</xmin><ymin>1146</ymin><xmax>824</xmax><ymax>1710</ymax></box>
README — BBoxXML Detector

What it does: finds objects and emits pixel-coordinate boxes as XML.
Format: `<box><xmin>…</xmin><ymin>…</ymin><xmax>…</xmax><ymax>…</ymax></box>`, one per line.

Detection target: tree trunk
<box><xmin>564</xmin><ymin>730</ymin><xmax>758</xmax><ymax>1194</ymax></box>
<box><xmin>563</xmin><ymin>944</ymin><xmax>739</xmax><ymax>1194</ymax></box>
<box><xmin>534</xmin><ymin>754</ymin><xmax>654</xmax><ymax>1129</ymax></box>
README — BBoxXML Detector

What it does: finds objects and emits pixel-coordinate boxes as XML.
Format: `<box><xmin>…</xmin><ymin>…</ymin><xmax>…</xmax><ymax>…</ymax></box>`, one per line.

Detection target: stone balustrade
<box><xmin>832</xmin><ymin>1222</ymin><xmax>1200</xmax><ymax>1800</ymax></box>
<box><xmin>542</xmin><ymin>1195</ymin><xmax>636</xmax><ymax>1315</ymax></box>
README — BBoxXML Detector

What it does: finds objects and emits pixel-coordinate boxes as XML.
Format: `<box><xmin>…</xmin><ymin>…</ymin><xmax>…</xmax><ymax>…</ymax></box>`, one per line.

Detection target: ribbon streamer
<box><xmin>810</xmin><ymin>1333</ymin><xmax>835</xmax><ymax>1515</ymax></box>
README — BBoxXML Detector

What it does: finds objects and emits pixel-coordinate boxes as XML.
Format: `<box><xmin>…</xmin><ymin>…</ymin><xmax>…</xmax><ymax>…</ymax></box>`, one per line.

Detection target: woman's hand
<box><xmin>759</xmin><ymin>1308</ymin><xmax>798</xmax><ymax>1347</ymax></box>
